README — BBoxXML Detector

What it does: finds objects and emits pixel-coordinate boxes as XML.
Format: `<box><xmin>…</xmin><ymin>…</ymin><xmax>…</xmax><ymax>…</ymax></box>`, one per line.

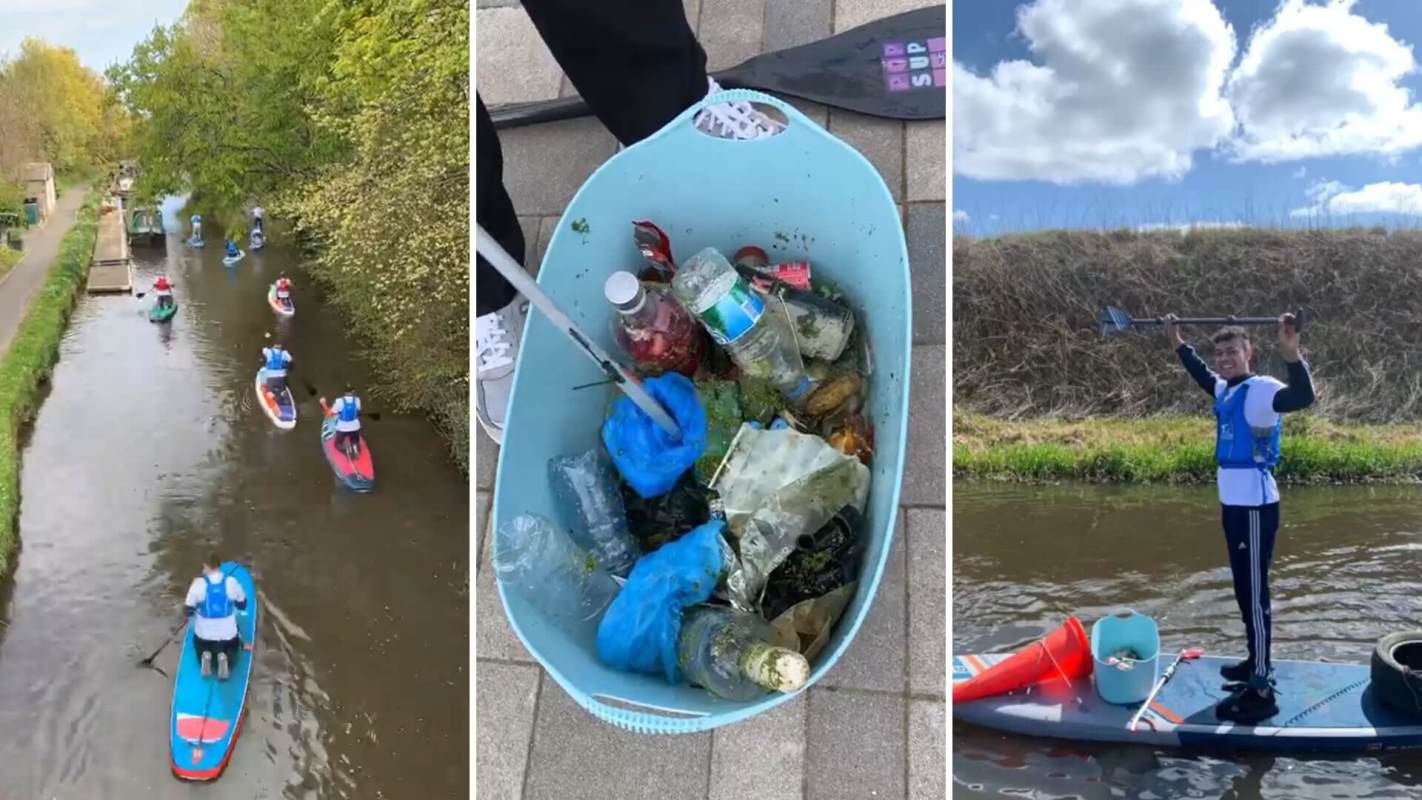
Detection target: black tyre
<box><xmin>1371</xmin><ymin>631</ymin><xmax>1422</xmax><ymax>719</ymax></box>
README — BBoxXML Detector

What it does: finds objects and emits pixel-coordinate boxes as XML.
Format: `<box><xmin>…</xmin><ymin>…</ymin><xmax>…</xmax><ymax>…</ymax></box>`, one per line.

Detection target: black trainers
<box><xmin>1215</xmin><ymin>684</ymin><xmax>1279</xmax><ymax>724</ymax></box>
<box><xmin>1220</xmin><ymin>659</ymin><xmax>1253</xmax><ymax>682</ymax></box>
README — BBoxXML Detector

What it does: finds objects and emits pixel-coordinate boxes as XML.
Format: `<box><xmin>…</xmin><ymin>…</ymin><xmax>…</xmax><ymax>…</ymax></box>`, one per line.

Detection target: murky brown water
<box><xmin>953</xmin><ymin>483</ymin><xmax>1422</xmax><ymax>800</ymax></box>
<box><xmin>0</xmin><ymin>222</ymin><xmax>468</xmax><ymax>799</ymax></box>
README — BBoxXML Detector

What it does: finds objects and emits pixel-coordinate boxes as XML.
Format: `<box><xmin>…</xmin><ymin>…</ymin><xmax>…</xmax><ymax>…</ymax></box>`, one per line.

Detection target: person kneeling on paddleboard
<box><xmin>323</xmin><ymin>385</ymin><xmax>363</xmax><ymax>457</ymax></box>
<box><xmin>184</xmin><ymin>555</ymin><xmax>248</xmax><ymax>680</ymax></box>
<box><xmin>154</xmin><ymin>275</ymin><xmax>174</xmax><ymax>309</ymax></box>
<box><xmin>262</xmin><ymin>343</ymin><xmax>292</xmax><ymax>393</ymax></box>
<box><xmin>1167</xmin><ymin>313</ymin><xmax>1314</xmax><ymax>724</ymax></box>
<box><xmin>225</xmin><ymin>240</ymin><xmax>240</xmax><ymax>258</ymax></box>
<box><xmin>275</xmin><ymin>272</ymin><xmax>293</xmax><ymax>305</ymax></box>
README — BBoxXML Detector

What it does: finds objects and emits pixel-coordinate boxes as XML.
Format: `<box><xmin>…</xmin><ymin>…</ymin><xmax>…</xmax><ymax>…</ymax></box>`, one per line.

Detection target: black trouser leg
<box><xmin>521</xmin><ymin>0</ymin><xmax>708</xmax><ymax>146</ymax></box>
<box><xmin>1222</xmin><ymin>503</ymin><xmax>1279</xmax><ymax>688</ymax></box>
<box><xmin>475</xmin><ymin>95</ymin><xmax>523</xmax><ymax>317</ymax></box>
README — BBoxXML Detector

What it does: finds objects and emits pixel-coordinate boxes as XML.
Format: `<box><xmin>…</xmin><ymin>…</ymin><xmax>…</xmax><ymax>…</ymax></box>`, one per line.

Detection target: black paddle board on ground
<box><xmin>489</xmin><ymin>6</ymin><xmax>945</xmax><ymax>128</ymax></box>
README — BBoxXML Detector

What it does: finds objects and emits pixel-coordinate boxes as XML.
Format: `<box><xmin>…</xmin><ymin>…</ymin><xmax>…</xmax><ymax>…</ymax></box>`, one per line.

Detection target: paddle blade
<box><xmin>722</xmin><ymin>6</ymin><xmax>945</xmax><ymax>120</ymax></box>
<box><xmin>489</xmin><ymin>8</ymin><xmax>945</xmax><ymax>127</ymax></box>
<box><xmin>1099</xmin><ymin>306</ymin><xmax>1133</xmax><ymax>336</ymax></box>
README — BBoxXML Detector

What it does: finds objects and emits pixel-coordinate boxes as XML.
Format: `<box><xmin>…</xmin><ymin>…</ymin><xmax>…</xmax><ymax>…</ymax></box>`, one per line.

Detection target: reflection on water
<box><xmin>0</xmin><ymin>235</ymin><xmax>468</xmax><ymax>798</ymax></box>
<box><xmin>953</xmin><ymin>483</ymin><xmax>1422</xmax><ymax>799</ymax></box>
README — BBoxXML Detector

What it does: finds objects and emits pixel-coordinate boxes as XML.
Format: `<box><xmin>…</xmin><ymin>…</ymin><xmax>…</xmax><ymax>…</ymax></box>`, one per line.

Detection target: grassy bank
<box><xmin>0</xmin><ymin>195</ymin><xmax>97</xmax><ymax>575</ymax></box>
<box><xmin>0</xmin><ymin>248</ymin><xmax>18</xmax><ymax>275</ymax></box>
<box><xmin>954</xmin><ymin>411</ymin><xmax>1422</xmax><ymax>483</ymax></box>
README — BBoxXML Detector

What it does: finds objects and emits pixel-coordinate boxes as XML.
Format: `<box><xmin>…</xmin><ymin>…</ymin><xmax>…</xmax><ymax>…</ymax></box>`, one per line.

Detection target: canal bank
<box><xmin>0</xmin><ymin>187</ymin><xmax>95</xmax><ymax>576</ymax></box>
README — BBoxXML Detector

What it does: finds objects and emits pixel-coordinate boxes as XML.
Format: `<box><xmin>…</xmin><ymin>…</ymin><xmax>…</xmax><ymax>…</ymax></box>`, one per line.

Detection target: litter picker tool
<box><xmin>1128</xmin><ymin>647</ymin><xmax>1204</xmax><ymax>733</ymax></box>
<box><xmin>476</xmin><ymin>225</ymin><xmax>681</xmax><ymax>438</ymax></box>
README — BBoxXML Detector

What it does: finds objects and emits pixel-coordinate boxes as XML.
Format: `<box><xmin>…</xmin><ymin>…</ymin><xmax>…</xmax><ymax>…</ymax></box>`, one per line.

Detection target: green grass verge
<box><xmin>954</xmin><ymin>411</ymin><xmax>1422</xmax><ymax>484</ymax></box>
<box><xmin>0</xmin><ymin>194</ymin><xmax>98</xmax><ymax>576</ymax></box>
<box><xmin>0</xmin><ymin>247</ymin><xmax>19</xmax><ymax>275</ymax></box>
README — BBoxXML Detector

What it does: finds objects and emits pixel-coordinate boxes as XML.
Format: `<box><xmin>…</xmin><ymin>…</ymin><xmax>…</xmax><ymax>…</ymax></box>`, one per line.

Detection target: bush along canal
<box><xmin>0</xmin><ymin>226</ymin><xmax>468</xmax><ymax>797</ymax></box>
<box><xmin>954</xmin><ymin>228</ymin><xmax>1422</xmax><ymax>798</ymax></box>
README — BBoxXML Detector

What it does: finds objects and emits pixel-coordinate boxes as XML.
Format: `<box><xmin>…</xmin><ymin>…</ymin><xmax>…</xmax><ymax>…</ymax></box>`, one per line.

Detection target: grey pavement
<box><xmin>0</xmin><ymin>186</ymin><xmax>87</xmax><ymax>356</ymax></box>
<box><xmin>475</xmin><ymin>1</ymin><xmax>945</xmax><ymax>797</ymax></box>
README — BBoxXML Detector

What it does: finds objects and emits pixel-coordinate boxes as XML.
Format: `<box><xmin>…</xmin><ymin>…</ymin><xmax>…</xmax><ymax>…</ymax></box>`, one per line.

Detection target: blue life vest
<box><xmin>1214</xmin><ymin>379</ymin><xmax>1281</xmax><ymax>470</ymax></box>
<box><xmin>199</xmin><ymin>573</ymin><xmax>232</xmax><ymax>619</ymax></box>
<box><xmin>338</xmin><ymin>396</ymin><xmax>359</xmax><ymax>423</ymax></box>
<box><xmin>265</xmin><ymin>349</ymin><xmax>287</xmax><ymax>371</ymax></box>
<box><xmin>226</xmin><ymin>242</ymin><xmax>238</xmax><ymax>256</ymax></box>
<box><xmin>191</xmin><ymin>214</ymin><xmax>201</xmax><ymax>224</ymax></box>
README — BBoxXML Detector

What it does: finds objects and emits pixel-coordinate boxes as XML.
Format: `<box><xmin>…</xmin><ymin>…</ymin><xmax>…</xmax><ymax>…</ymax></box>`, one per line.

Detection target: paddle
<box><xmin>133</xmin><ymin>282</ymin><xmax>176</xmax><ymax>300</ymax></box>
<box><xmin>476</xmin><ymin>225</ymin><xmax>681</xmax><ymax>437</ymax></box>
<box><xmin>489</xmin><ymin>6</ymin><xmax>945</xmax><ymax>129</ymax></box>
<box><xmin>305</xmin><ymin>381</ymin><xmax>383</xmax><ymax>421</ymax></box>
<box><xmin>1127</xmin><ymin>647</ymin><xmax>1204</xmax><ymax>733</ymax></box>
<box><xmin>1099</xmin><ymin>306</ymin><xmax>1309</xmax><ymax>337</ymax></box>
<box><xmin>138</xmin><ymin>619</ymin><xmax>189</xmax><ymax>675</ymax></box>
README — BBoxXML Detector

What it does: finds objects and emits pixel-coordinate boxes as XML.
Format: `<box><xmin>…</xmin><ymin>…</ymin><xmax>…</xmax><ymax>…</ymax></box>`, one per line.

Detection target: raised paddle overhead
<box><xmin>169</xmin><ymin>561</ymin><xmax>258</xmax><ymax>781</ymax></box>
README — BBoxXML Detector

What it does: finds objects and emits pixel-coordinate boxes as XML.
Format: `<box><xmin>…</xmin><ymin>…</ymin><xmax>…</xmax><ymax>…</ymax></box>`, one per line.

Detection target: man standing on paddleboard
<box><xmin>1167</xmin><ymin>313</ymin><xmax>1314</xmax><ymax>723</ymax></box>
<box><xmin>184</xmin><ymin>556</ymin><xmax>248</xmax><ymax>681</ymax></box>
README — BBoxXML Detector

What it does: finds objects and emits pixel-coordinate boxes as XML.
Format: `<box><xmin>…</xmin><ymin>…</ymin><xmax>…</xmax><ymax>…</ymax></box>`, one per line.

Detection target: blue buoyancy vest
<box><xmin>265</xmin><ymin>348</ymin><xmax>288</xmax><ymax>371</ymax></box>
<box><xmin>1214</xmin><ymin>379</ymin><xmax>1281</xmax><ymax>470</ymax></box>
<box><xmin>337</xmin><ymin>396</ymin><xmax>359</xmax><ymax>423</ymax></box>
<box><xmin>199</xmin><ymin>573</ymin><xmax>233</xmax><ymax>619</ymax></box>
<box><xmin>226</xmin><ymin>242</ymin><xmax>238</xmax><ymax>256</ymax></box>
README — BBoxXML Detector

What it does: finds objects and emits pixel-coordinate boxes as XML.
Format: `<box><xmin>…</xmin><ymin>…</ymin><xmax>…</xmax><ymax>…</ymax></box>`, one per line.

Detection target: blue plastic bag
<box><xmin>601</xmin><ymin>373</ymin><xmax>707</xmax><ymax>498</ymax></box>
<box><xmin>595</xmin><ymin>520</ymin><xmax>726</xmax><ymax>684</ymax></box>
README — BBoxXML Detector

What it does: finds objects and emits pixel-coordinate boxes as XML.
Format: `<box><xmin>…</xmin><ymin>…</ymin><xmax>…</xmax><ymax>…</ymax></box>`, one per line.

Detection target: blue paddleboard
<box><xmin>169</xmin><ymin>562</ymin><xmax>258</xmax><ymax>781</ymax></box>
<box><xmin>953</xmin><ymin>652</ymin><xmax>1422</xmax><ymax>752</ymax></box>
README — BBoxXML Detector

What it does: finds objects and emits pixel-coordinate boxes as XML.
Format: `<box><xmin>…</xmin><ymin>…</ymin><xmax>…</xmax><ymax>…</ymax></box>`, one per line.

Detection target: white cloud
<box><xmin>953</xmin><ymin>209</ymin><xmax>969</xmax><ymax>222</ymax></box>
<box><xmin>1227</xmin><ymin>0</ymin><xmax>1422</xmax><ymax>162</ymax></box>
<box><xmin>1293</xmin><ymin>166</ymin><xmax>1308</xmax><ymax>178</ymax></box>
<box><xmin>953</xmin><ymin>0</ymin><xmax>1236</xmax><ymax>185</ymax></box>
<box><xmin>1290</xmin><ymin>180</ymin><xmax>1422</xmax><ymax>217</ymax></box>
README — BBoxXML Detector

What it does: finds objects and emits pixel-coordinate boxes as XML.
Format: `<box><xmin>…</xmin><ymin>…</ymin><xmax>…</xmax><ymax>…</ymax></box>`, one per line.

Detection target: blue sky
<box><xmin>1</xmin><ymin>0</ymin><xmax>187</xmax><ymax>73</ymax></box>
<box><xmin>953</xmin><ymin>0</ymin><xmax>1422</xmax><ymax>235</ymax></box>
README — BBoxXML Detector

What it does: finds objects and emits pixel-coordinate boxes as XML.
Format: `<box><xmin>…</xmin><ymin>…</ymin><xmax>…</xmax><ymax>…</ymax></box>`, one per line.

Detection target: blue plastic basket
<box><xmin>1090</xmin><ymin>609</ymin><xmax>1161</xmax><ymax>705</ymax></box>
<box><xmin>492</xmin><ymin>90</ymin><xmax>912</xmax><ymax>734</ymax></box>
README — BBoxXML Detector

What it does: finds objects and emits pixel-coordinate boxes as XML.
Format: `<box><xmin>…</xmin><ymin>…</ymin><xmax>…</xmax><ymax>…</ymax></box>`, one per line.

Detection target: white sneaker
<box><xmin>217</xmin><ymin>652</ymin><xmax>230</xmax><ymax>681</ymax></box>
<box><xmin>200</xmin><ymin>651</ymin><xmax>212</xmax><ymax>678</ymax></box>
<box><xmin>475</xmin><ymin>297</ymin><xmax>529</xmax><ymax>444</ymax></box>
<box><xmin>694</xmin><ymin>77</ymin><xmax>784</xmax><ymax>140</ymax></box>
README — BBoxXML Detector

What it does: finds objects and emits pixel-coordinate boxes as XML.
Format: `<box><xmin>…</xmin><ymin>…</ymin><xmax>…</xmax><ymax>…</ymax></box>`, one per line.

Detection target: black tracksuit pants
<box><xmin>1221</xmin><ymin>502</ymin><xmax>1279</xmax><ymax>688</ymax></box>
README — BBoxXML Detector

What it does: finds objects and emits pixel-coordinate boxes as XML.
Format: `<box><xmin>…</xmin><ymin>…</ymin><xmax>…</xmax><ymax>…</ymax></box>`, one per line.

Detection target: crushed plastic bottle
<box><xmin>604</xmin><ymin>271</ymin><xmax>704</xmax><ymax>377</ymax></box>
<box><xmin>492</xmin><ymin>513</ymin><xmax>620</xmax><ymax>626</ymax></box>
<box><xmin>549</xmin><ymin>449</ymin><xmax>641</xmax><ymax>576</ymax></box>
<box><xmin>671</xmin><ymin>247</ymin><xmax>811</xmax><ymax>401</ymax></box>
<box><xmin>678</xmin><ymin>605</ymin><xmax>811</xmax><ymax>701</ymax></box>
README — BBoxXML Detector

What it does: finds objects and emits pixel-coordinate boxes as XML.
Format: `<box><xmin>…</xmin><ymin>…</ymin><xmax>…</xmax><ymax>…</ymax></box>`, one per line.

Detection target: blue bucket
<box><xmin>1090</xmin><ymin>610</ymin><xmax>1161</xmax><ymax>705</ymax></box>
<box><xmin>492</xmin><ymin>90</ymin><xmax>912</xmax><ymax>734</ymax></box>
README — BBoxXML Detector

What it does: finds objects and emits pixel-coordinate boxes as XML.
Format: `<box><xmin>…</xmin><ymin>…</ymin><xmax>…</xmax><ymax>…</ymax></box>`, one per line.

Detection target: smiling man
<box><xmin>1167</xmin><ymin>313</ymin><xmax>1314</xmax><ymax>723</ymax></box>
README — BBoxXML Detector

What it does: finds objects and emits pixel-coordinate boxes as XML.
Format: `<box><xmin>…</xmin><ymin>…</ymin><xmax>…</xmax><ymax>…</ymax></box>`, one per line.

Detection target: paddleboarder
<box><xmin>252</xmin><ymin>205</ymin><xmax>265</xmax><ymax>233</ymax></box>
<box><xmin>322</xmin><ymin>385</ymin><xmax>363</xmax><ymax>457</ymax></box>
<box><xmin>275</xmin><ymin>272</ymin><xmax>293</xmax><ymax>307</ymax></box>
<box><xmin>153</xmin><ymin>275</ymin><xmax>174</xmax><ymax>310</ymax></box>
<box><xmin>1166</xmin><ymin>312</ymin><xmax>1315</xmax><ymax>723</ymax></box>
<box><xmin>475</xmin><ymin>0</ymin><xmax>786</xmax><ymax>445</ymax></box>
<box><xmin>261</xmin><ymin>342</ymin><xmax>292</xmax><ymax>394</ymax></box>
<box><xmin>183</xmin><ymin>555</ymin><xmax>248</xmax><ymax>680</ymax></box>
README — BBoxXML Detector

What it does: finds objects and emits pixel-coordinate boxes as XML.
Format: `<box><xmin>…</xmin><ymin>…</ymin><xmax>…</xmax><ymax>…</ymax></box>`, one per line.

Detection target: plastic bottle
<box><xmin>671</xmin><ymin>247</ymin><xmax>811</xmax><ymax>400</ymax></box>
<box><xmin>677</xmin><ymin>605</ymin><xmax>810</xmax><ymax>701</ymax></box>
<box><xmin>604</xmin><ymin>271</ymin><xmax>704</xmax><ymax>377</ymax></box>
<box><xmin>492</xmin><ymin>514</ymin><xmax>620</xmax><ymax>626</ymax></box>
<box><xmin>548</xmin><ymin>449</ymin><xmax>640</xmax><ymax>576</ymax></box>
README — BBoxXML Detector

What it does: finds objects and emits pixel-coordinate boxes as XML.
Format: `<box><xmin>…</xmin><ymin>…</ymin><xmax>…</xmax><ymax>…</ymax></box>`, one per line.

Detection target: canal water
<box><xmin>953</xmin><ymin>483</ymin><xmax>1422</xmax><ymax>799</ymax></box>
<box><xmin>0</xmin><ymin>219</ymin><xmax>468</xmax><ymax>798</ymax></box>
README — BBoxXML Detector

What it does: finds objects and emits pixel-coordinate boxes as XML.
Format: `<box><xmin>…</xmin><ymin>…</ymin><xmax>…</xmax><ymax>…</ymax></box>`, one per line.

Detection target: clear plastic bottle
<box><xmin>548</xmin><ymin>449</ymin><xmax>640</xmax><ymax>576</ymax></box>
<box><xmin>604</xmin><ymin>271</ymin><xmax>704</xmax><ymax>377</ymax></box>
<box><xmin>671</xmin><ymin>248</ymin><xmax>811</xmax><ymax>400</ymax></box>
<box><xmin>493</xmin><ymin>514</ymin><xmax>620</xmax><ymax>626</ymax></box>
<box><xmin>677</xmin><ymin>605</ymin><xmax>810</xmax><ymax>701</ymax></box>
